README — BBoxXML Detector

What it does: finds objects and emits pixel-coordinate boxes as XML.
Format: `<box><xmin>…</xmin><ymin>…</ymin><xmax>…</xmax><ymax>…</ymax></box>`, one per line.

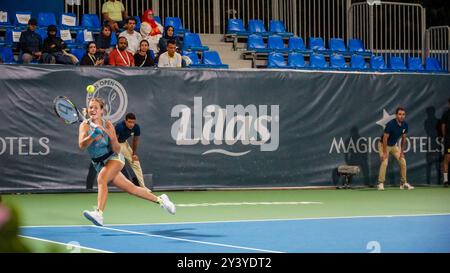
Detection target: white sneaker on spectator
<box><xmin>400</xmin><ymin>183</ymin><xmax>414</xmax><ymax>190</ymax></box>
<box><xmin>159</xmin><ymin>194</ymin><xmax>176</xmax><ymax>215</ymax></box>
<box><xmin>83</xmin><ymin>209</ymin><xmax>103</xmax><ymax>226</ymax></box>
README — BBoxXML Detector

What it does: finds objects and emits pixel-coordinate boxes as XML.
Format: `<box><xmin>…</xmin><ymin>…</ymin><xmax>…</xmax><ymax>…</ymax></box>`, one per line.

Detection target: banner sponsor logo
<box><xmin>0</xmin><ymin>137</ymin><xmax>50</xmax><ymax>156</ymax></box>
<box><xmin>86</xmin><ymin>79</ymin><xmax>128</xmax><ymax>123</ymax></box>
<box><xmin>330</xmin><ymin>109</ymin><xmax>443</xmax><ymax>154</ymax></box>
<box><xmin>171</xmin><ymin>97</ymin><xmax>279</xmax><ymax>156</ymax></box>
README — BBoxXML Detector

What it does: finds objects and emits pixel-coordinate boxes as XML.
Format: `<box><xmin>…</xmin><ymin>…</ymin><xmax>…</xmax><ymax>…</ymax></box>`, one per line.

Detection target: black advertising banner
<box><xmin>0</xmin><ymin>65</ymin><xmax>449</xmax><ymax>192</ymax></box>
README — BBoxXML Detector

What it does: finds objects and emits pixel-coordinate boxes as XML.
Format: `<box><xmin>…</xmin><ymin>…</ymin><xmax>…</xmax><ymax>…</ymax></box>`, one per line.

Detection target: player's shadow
<box><xmin>101</xmin><ymin>228</ymin><xmax>225</xmax><ymax>239</ymax></box>
<box><xmin>424</xmin><ymin>106</ymin><xmax>442</xmax><ymax>185</ymax></box>
<box><xmin>147</xmin><ymin>228</ymin><xmax>225</xmax><ymax>239</ymax></box>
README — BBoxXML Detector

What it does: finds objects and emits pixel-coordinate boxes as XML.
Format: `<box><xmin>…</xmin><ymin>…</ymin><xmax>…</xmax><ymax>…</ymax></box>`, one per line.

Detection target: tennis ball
<box><xmin>86</xmin><ymin>85</ymin><xmax>95</xmax><ymax>94</ymax></box>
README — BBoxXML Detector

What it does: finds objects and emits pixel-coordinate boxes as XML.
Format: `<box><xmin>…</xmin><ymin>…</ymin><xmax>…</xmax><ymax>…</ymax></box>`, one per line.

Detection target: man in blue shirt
<box><xmin>115</xmin><ymin>113</ymin><xmax>146</xmax><ymax>189</ymax></box>
<box><xmin>377</xmin><ymin>107</ymin><xmax>414</xmax><ymax>190</ymax></box>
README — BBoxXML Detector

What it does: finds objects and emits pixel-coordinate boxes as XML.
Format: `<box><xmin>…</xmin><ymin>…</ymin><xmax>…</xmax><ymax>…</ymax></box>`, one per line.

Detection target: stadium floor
<box><xmin>3</xmin><ymin>187</ymin><xmax>450</xmax><ymax>253</ymax></box>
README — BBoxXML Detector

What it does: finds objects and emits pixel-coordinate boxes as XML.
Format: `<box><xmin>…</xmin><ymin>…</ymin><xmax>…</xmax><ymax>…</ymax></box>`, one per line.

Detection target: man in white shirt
<box><xmin>158</xmin><ymin>40</ymin><xmax>182</xmax><ymax>68</ymax></box>
<box><xmin>119</xmin><ymin>17</ymin><xmax>142</xmax><ymax>54</ymax></box>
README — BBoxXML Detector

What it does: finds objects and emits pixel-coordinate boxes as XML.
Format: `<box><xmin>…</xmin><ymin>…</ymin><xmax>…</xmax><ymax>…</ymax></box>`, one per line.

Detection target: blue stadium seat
<box><xmin>81</xmin><ymin>14</ymin><xmax>101</xmax><ymax>32</ymax></box>
<box><xmin>269</xmin><ymin>20</ymin><xmax>293</xmax><ymax>37</ymax></box>
<box><xmin>60</xmin><ymin>13</ymin><xmax>82</xmax><ymax>30</ymax></box>
<box><xmin>134</xmin><ymin>16</ymin><xmax>141</xmax><ymax>31</ymax></box>
<box><xmin>14</xmin><ymin>11</ymin><xmax>32</xmax><ymax>28</ymax></box>
<box><xmin>287</xmin><ymin>52</ymin><xmax>305</xmax><ymax>68</ymax></box>
<box><xmin>0</xmin><ymin>11</ymin><xmax>15</xmax><ymax>30</ymax></box>
<box><xmin>425</xmin><ymin>57</ymin><xmax>444</xmax><ymax>72</ymax></box>
<box><xmin>310</xmin><ymin>53</ymin><xmax>328</xmax><ymax>68</ymax></box>
<box><xmin>154</xmin><ymin>16</ymin><xmax>162</xmax><ymax>25</ymax></box>
<box><xmin>407</xmin><ymin>57</ymin><xmax>424</xmax><ymax>71</ymax></box>
<box><xmin>267</xmin><ymin>52</ymin><xmax>287</xmax><ymax>68</ymax></box>
<box><xmin>227</xmin><ymin>18</ymin><xmax>249</xmax><ymax>36</ymax></box>
<box><xmin>389</xmin><ymin>56</ymin><xmax>407</xmax><ymax>70</ymax></box>
<box><xmin>164</xmin><ymin>17</ymin><xmax>186</xmax><ymax>34</ymax></box>
<box><xmin>60</xmin><ymin>29</ymin><xmax>76</xmax><ymax>48</ymax></box>
<box><xmin>248</xmin><ymin>20</ymin><xmax>269</xmax><ymax>36</ymax></box>
<box><xmin>370</xmin><ymin>55</ymin><xmax>387</xmax><ymax>70</ymax></box>
<box><xmin>0</xmin><ymin>46</ymin><xmax>15</xmax><ymax>63</ymax></box>
<box><xmin>202</xmin><ymin>51</ymin><xmax>229</xmax><ymax>68</ymax></box>
<box><xmin>35</xmin><ymin>28</ymin><xmax>47</xmax><ymax>40</ymax></box>
<box><xmin>183</xmin><ymin>32</ymin><xmax>209</xmax><ymax>51</ymax></box>
<box><xmin>330</xmin><ymin>53</ymin><xmax>348</xmax><ymax>69</ymax></box>
<box><xmin>350</xmin><ymin>54</ymin><xmax>367</xmax><ymax>70</ymax></box>
<box><xmin>329</xmin><ymin>38</ymin><xmax>347</xmax><ymax>53</ymax></box>
<box><xmin>348</xmin><ymin>39</ymin><xmax>372</xmax><ymax>56</ymax></box>
<box><xmin>268</xmin><ymin>35</ymin><xmax>288</xmax><ymax>53</ymax></box>
<box><xmin>182</xmin><ymin>51</ymin><xmax>205</xmax><ymax>67</ymax></box>
<box><xmin>288</xmin><ymin>37</ymin><xmax>310</xmax><ymax>53</ymax></box>
<box><xmin>75</xmin><ymin>29</ymin><xmax>94</xmax><ymax>46</ymax></box>
<box><xmin>0</xmin><ymin>30</ymin><xmax>14</xmax><ymax>46</ymax></box>
<box><xmin>110</xmin><ymin>31</ymin><xmax>117</xmax><ymax>47</ymax></box>
<box><xmin>37</xmin><ymin>12</ymin><xmax>57</xmax><ymax>28</ymax></box>
<box><xmin>247</xmin><ymin>34</ymin><xmax>270</xmax><ymax>53</ymax></box>
<box><xmin>309</xmin><ymin>37</ymin><xmax>326</xmax><ymax>51</ymax></box>
<box><xmin>70</xmin><ymin>48</ymin><xmax>85</xmax><ymax>63</ymax></box>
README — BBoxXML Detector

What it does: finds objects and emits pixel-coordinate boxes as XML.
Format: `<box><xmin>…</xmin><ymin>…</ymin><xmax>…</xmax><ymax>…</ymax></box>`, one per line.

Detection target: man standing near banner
<box><xmin>441</xmin><ymin>98</ymin><xmax>450</xmax><ymax>187</ymax></box>
<box><xmin>377</xmin><ymin>107</ymin><xmax>414</xmax><ymax>191</ymax></box>
<box><xmin>115</xmin><ymin>113</ymin><xmax>147</xmax><ymax>189</ymax></box>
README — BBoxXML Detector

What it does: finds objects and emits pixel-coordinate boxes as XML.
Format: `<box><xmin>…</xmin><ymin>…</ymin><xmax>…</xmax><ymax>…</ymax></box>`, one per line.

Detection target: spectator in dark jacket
<box><xmin>95</xmin><ymin>25</ymin><xmax>114</xmax><ymax>63</ymax></box>
<box><xmin>42</xmin><ymin>25</ymin><xmax>73</xmax><ymax>64</ymax></box>
<box><xmin>80</xmin><ymin>42</ymin><xmax>105</xmax><ymax>66</ymax></box>
<box><xmin>19</xmin><ymin>18</ymin><xmax>43</xmax><ymax>64</ymax></box>
<box><xmin>134</xmin><ymin>40</ymin><xmax>155</xmax><ymax>67</ymax></box>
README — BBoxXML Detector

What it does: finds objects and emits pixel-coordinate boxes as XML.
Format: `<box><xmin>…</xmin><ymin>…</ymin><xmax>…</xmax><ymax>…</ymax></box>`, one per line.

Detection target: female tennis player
<box><xmin>79</xmin><ymin>97</ymin><xmax>175</xmax><ymax>226</ymax></box>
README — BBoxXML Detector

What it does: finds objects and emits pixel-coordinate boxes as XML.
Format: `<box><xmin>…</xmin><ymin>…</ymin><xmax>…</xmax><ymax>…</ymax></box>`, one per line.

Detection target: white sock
<box><xmin>444</xmin><ymin>173</ymin><xmax>448</xmax><ymax>182</ymax></box>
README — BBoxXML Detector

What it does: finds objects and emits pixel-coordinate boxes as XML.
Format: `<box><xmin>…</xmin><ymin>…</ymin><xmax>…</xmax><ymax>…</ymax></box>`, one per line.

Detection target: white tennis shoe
<box><xmin>159</xmin><ymin>194</ymin><xmax>176</xmax><ymax>215</ymax></box>
<box><xmin>400</xmin><ymin>182</ymin><xmax>414</xmax><ymax>190</ymax></box>
<box><xmin>377</xmin><ymin>183</ymin><xmax>385</xmax><ymax>191</ymax></box>
<box><xmin>83</xmin><ymin>209</ymin><xmax>104</xmax><ymax>226</ymax></box>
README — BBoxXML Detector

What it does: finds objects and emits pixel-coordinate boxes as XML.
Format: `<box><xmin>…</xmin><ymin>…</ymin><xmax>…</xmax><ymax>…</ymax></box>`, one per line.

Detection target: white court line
<box><xmin>21</xmin><ymin>212</ymin><xmax>450</xmax><ymax>228</ymax></box>
<box><xmin>177</xmin><ymin>201</ymin><xmax>323</xmax><ymax>207</ymax></box>
<box><xmin>93</xmin><ymin>225</ymin><xmax>283</xmax><ymax>253</ymax></box>
<box><xmin>19</xmin><ymin>235</ymin><xmax>113</xmax><ymax>253</ymax></box>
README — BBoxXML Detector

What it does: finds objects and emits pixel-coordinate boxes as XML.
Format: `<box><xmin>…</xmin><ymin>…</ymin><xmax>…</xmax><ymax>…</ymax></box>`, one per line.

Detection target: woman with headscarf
<box><xmin>158</xmin><ymin>25</ymin><xmax>183</xmax><ymax>55</ymax></box>
<box><xmin>134</xmin><ymin>40</ymin><xmax>155</xmax><ymax>67</ymax></box>
<box><xmin>80</xmin><ymin>42</ymin><xmax>105</xmax><ymax>66</ymax></box>
<box><xmin>140</xmin><ymin>9</ymin><xmax>163</xmax><ymax>55</ymax></box>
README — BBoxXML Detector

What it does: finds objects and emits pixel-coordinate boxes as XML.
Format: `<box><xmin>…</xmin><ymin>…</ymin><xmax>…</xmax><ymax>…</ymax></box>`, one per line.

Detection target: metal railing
<box><xmin>349</xmin><ymin>1</ymin><xmax>426</xmax><ymax>63</ymax></box>
<box><xmin>426</xmin><ymin>26</ymin><xmax>450</xmax><ymax>71</ymax></box>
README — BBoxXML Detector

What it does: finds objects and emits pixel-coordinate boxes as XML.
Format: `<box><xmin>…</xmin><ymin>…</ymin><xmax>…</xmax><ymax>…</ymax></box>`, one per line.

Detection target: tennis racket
<box><xmin>53</xmin><ymin>96</ymin><xmax>97</xmax><ymax>128</ymax></box>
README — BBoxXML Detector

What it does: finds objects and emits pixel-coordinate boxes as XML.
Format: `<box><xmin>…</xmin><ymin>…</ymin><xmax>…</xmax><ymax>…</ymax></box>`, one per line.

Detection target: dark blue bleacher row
<box><xmin>0</xmin><ymin>11</ymin><xmax>227</xmax><ymax>68</ymax></box>
<box><xmin>267</xmin><ymin>52</ymin><xmax>444</xmax><ymax>73</ymax></box>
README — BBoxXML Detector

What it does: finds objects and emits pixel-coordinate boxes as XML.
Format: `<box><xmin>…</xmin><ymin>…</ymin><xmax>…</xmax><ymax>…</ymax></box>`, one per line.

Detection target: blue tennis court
<box><xmin>20</xmin><ymin>214</ymin><xmax>450</xmax><ymax>253</ymax></box>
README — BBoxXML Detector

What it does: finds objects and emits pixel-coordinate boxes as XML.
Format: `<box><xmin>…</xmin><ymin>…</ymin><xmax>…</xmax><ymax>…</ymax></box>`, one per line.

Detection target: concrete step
<box><xmin>197</xmin><ymin>34</ymin><xmax>252</xmax><ymax>69</ymax></box>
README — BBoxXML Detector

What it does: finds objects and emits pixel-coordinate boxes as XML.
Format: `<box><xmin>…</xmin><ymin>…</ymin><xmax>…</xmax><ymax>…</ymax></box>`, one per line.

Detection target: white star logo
<box><xmin>376</xmin><ymin>109</ymin><xmax>395</xmax><ymax>129</ymax></box>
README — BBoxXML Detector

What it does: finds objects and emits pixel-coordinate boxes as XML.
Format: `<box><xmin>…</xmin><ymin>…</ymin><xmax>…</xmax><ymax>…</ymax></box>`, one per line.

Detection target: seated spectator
<box><xmin>140</xmin><ymin>9</ymin><xmax>163</xmax><ymax>54</ymax></box>
<box><xmin>119</xmin><ymin>17</ymin><xmax>142</xmax><ymax>54</ymax></box>
<box><xmin>109</xmin><ymin>36</ymin><xmax>135</xmax><ymax>67</ymax></box>
<box><xmin>158</xmin><ymin>40</ymin><xmax>182</xmax><ymax>68</ymax></box>
<box><xmin>102</xmin><ymin>0</ymin><xmax>127</xmax><ymax>32</ymax></box>
<box><xmin>158</xmin><ymin>26</ymin><xmax>183</xmax><ymax>55</ymax></box>
<box><xmin>42</xmin><ymin>25</ymin><xmax>76</xmax><ymax>64</ymax></box>
<box><xmin>19</xmin><ymin>18</ymin><xmax>43</xmax><ymax>64</ymax></box>
<box><xmin>134</xmin><ymin>40</ymin><xmax>155</xmax><ymax>67</ymax></box>
<box><xmin>96</xmin><ymin>25</ymin><xmax>114</xmax><ymax>63</ymax></box>
<box><xmin>80</xmin><ymin>42</ymin><xmax>105</xmax><ymax>66</ymax></box>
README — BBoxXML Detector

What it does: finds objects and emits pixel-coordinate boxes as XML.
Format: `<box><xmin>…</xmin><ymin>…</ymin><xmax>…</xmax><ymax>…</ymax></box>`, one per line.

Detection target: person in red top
<box><xmin>109</xmin><ymin>36</ymin><xmax>135</xmax><ymax>67</ymax></box>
